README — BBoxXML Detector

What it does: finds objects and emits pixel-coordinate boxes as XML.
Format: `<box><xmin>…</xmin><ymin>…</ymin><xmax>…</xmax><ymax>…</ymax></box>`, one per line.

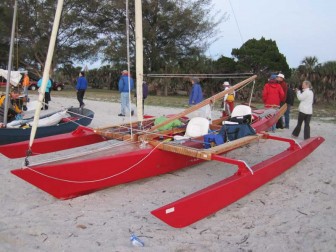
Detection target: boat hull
<box><xmin>0</xmin><ymin>126</ymin><xmax>105</xmax><ymax>158</ymax></box>
<box><xmin>11</xmin><ymin>143</ymin><xmax>204</xmax><ymax>199</ymax></box>
<box><xmin>10</xmin><ymin>105</ymin><xmax>288</xmax><ymax>199</ymax></box>
<box><xmin>0</xmin><ymin>107</ymin><xmax>94</xmax><ymax>145</ymax></box>
<box><xmin>151</xmin><ymin>136</ymin><xmax>325</xmax><ymax>228</ymax></box>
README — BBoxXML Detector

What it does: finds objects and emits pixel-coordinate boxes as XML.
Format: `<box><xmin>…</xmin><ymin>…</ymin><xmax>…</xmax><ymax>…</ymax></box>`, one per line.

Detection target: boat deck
<box><xmin>149</xmin><ymin>134</ymin><xmax>263</xmax><ymax>160</ymax></box>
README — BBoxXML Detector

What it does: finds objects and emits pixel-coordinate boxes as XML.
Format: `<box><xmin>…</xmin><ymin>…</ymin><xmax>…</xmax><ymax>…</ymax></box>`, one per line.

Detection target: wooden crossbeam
<box><xmin>150</xmin><ymin>133</ymin><xmax>264</xmax><ymax>161</ymax></box>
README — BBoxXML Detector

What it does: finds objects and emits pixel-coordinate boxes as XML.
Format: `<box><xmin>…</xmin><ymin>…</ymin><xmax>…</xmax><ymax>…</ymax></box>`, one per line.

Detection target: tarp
<box><xmin>0</xmin><ymin>69</ymin><xmax>22</xmax><ymax>87</ymax></box>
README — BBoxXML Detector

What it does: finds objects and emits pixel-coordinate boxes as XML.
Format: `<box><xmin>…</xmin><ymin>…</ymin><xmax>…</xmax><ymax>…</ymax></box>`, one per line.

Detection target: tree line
<box><xmin>0</xmin><ymin>0</ymin><xmax>335</xmax><ymax>103</ymax></box>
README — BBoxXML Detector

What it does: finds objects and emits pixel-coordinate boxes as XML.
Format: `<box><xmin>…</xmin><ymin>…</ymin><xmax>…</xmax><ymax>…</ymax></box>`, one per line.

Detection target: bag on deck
<box><xmin>204</xmin><ymin>105</ymin><xmax>255</xmax><ymax>149</ymax></box>
<box><xmin>219</xmin><ymin>123</ymin><xmax>256</xmax><ymax>142</ymax></box>
<box><xmin>154</xmin><ymin>116</ymin><xmax>183</xmax><ymax>131</ymax></box>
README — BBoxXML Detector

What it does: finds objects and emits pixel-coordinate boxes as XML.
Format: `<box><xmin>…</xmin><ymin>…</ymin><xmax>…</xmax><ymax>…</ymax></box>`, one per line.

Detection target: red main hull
<box><xmin>11</xmin><ymin>142</ymin><xmax>204</xmax><ymax>199</ymax></box>
<box><xmin>0</xmin><ymin>126</ymin><xmax>106</xmax><ymax>159</ymax></box>
<box><xmin>151</xmin><ymin>136</ymin><xmax>325</xmax><ymax>228</ymax></box>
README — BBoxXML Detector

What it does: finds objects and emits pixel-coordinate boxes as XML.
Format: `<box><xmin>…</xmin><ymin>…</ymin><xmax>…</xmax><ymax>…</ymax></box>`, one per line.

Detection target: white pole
<box><xmin>28</xmin><ymin>0</ymin><xmax>64</xmax><ymax>149</ymax></box>
<box><xmin>135</xmin><ymin>0</ymin><xmax>144</xmax><ymax>121</ymax></box>
<box><xmin>4</xmin><ymin>0</ymin><xmax>18</xmax><ymax>125</ymax></box>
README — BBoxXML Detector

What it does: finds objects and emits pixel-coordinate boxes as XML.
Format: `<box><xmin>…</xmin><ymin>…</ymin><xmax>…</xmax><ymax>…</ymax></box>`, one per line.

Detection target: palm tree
<box><xmin>301</xmin><ymin>56</ymin><xmax>319</xmax><ymax>80</ymax></box>
<box><xmin>318</xmin><ymin>61</ymin><xmax>336</xmax><ymax>102</ymax></box>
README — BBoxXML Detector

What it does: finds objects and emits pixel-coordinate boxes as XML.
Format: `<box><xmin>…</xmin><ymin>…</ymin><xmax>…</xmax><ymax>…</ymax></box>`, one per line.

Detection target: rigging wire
<box><xmin>125</xmin><ymin>0</ymin><xmax>133</xmax><ymax>136</ymax></box>
<box><xmin>145</xmin><ymin>73</ymin><xmax>253</xmax><ymax>78</ymax></box>
<box><xmin>228</xmin><ymin>0</ymin><xmax>245</xmax><ymax>45</ymax></box>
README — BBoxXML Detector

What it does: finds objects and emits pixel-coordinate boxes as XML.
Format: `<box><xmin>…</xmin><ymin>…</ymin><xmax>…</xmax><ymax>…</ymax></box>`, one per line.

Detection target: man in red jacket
<box><xmin>262</xmin><ymin>74</ymin><xmax>285</xmax><ymax>131</ymax></box>
<box><xmin>262</xmin><ymin>74</ymin><xmax>285</xmax><ymax>107</ymax></box>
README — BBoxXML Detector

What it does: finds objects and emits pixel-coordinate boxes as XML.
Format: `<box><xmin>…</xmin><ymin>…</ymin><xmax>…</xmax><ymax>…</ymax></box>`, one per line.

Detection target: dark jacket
<box><xmin>286</xmin><ymin>87</ymin><xmax>295</xmax><ymax>106</ymax></box>
<box><xmin>134</xmin><ymin>82</ymin><xmax>149</xmax><ymax>99</ymax></box>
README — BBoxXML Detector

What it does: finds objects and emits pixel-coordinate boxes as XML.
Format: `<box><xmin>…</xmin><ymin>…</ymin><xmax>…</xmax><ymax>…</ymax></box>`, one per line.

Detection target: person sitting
<box><xmin>0</xmin><ymin>89</ymin><xmax>23</xmax><ymax>126</ymax></box>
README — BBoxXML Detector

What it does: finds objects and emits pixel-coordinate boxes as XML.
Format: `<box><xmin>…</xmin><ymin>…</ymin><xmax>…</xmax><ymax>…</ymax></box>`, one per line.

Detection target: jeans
<box><xmin>292</xmin><ymin>112</ymin><xmax>311</xmax><ymax>139</ymax></box>
<box><xmin>23</xmin><ymin>86</ymin><xmax>29</xmax><ymax>97</ymax></box>
<box><xmin>120</xmin><ymin>92</ymin><xmax>132</xmax><ymax>115</ymax></box>
<box><xmin>77</xmin><ymin>89</ymin><xmax>86</xmax><ymax>107</ymax></box>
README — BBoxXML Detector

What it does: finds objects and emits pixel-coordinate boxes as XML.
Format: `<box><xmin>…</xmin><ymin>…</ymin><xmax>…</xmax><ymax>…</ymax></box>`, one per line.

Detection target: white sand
<box><xmin>0</xmin><ymin>95</ymin><xmax>335</xmax><ymax>251</ymax></box>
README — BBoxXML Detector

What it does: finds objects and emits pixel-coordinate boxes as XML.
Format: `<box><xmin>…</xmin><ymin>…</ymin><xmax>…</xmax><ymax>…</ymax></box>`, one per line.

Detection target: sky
<box><xmin>207</xmin><ymin>0</ymin><xmax>336</xmax><ymax>68</ymax></box>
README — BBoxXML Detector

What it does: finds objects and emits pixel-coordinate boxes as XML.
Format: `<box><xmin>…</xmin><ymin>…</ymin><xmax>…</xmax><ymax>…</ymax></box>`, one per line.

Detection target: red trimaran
<box><xmin>5</xmin><ymin>0</ymin><xmax>324</xmax><ymax>228</ymax></box>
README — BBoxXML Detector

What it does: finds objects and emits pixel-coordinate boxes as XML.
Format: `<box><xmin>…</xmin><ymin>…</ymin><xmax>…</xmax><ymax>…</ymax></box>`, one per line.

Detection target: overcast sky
<box><xmin>207</xmin><ymin>0</ymin><xmax>336</xmax><ymax>68</ymax></box>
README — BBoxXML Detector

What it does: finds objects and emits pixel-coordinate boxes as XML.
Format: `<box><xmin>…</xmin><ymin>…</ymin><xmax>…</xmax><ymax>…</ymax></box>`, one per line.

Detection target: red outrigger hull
<box><xmin>151</xmin><ymin>136</ymin><xmax>325</xmax><ymax>228</ymax></box>
<box><xmin>11</xmin><ymin>144</ymin><xmax>204</xmax><ymax>199</ymax></box>
<box><xmin>0</xmin><ymin>126</ymin><xmax>106</xmax><ymax>159</ymax></box>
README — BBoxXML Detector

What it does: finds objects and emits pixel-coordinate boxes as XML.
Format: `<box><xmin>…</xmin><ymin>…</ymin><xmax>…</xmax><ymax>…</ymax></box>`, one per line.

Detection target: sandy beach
<box><xmin>0</xmin><ymin>95</ymin><xmax>335</xmax><ymax>252</ymax></box>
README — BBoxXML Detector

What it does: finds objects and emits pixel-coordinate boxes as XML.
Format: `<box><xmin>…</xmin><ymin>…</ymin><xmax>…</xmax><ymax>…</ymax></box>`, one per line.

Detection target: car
<box><xmin>28</xmin><ymin>80</ymin><xmax>38</xmax><ymax>90</ymax></box>
<box><xmin>53</xmin><ymin>81</ymin><xmax>65</xmax><ymax>91</ymax></box>
<box><xmin>0</xmin><ymin>76</ymin><xmax>9</xmax><ymax>87</ymax></box>
<box><xmin>29</xmin><ymin>80</ymin><xmax>64</xmax><ymax>91</ymax></box>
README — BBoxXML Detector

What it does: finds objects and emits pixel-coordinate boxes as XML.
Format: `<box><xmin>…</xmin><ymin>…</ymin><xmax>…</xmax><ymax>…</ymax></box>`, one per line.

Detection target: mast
<box><xmin>135</xmin><ymin>0</ymin><xmax>144</xmax><ymax>121</ymax></box>
<box><xmin>3</xmin><ymin>0</ymin><xmax>18</xmax><ymax>125</ymax></box>
<box><xmin>28</xmin><ymin>0</ymin><xmax>64</xmax><ymax>150</ymax></box>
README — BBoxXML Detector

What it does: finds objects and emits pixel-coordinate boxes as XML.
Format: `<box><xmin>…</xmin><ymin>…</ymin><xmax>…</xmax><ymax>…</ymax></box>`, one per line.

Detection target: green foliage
<box><xmin>232</xmin><ymin>37</ymin><xmax>290</xmax><ymax>78</ymax></box>
<box><xmin>291</xmin><ymin>57</ymin><xmax>336</xmax><ymax>103</ymax></box>
<box><xmin>214</xmin><ymin>56</ymin><xmax>237</xmax><ymax>73</ymax></box>
<box><xmin>0</xmin><ymin>0</ymin><xmax>103</xmax><ymax>76</ymax></box>
<box><xmin>3</xmin><ymin>1</ymin><xmax>334</xmax><ymax>103</ymax></box>
<box><xmin>0</xmin><ymin>0</ymin><xmax>15</xmax><ymax>69</ymax></box>
<box><xmin>95</xmin><ymin>0</ymin><xmax>221</xmax><ymax>74</ymax></box>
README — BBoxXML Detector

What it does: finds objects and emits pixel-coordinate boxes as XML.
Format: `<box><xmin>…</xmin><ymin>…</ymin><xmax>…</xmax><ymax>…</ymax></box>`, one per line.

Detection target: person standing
<box><xmin>22</xmin><ymin>72</ymin><xmax>30</xmax><ymax>111</ymax></box>
<box><xmin>22</xmin><ymin>72</ymin><xmax>30</xmax><ymax>97</ymax></box>
<box><xmin>189</xmin><ymin>77</ymin><xmax>203</xmax><ymax>105</ymax></box>
<box><xmin>76</xmin><ymin>71</ymin><xmax>88</xmax><ymax>108</ymax></box>
<box><xmin>284</xmin><ymin>83</ymin><xmax>295</xmax><ymax>128</ymax></box>
<box><xmin>222</xmin><ymin>81</ymin><xmax>235</xmax><ymax>117</ymax></box>
<box><xmin>118</xmin><ymin>70</ymin><xmax>134</xmax><ymax>116</ymax></box>
<box><xmin>140</xmin><ymin>81</ymin><xmax>148</xmax><ymax>113</ymax></box>
<box><xmin>275</xmin><ymin>73</ymin><xmax>288</xmax><ymax>129</ymax></box>
<box><xmin>134</xmin><ymin>81</ymin><xmax>149</xmax><ymax>113</ymax></box>
<box><xmin>37</xmin><ymin>77</ymin><xmax>52</xmax><ymax>110</ymax></box>
<box><xmin>262</xmin><ymin>74</ymin><xmax>285</xmax><ymax>131</ymax></box>
<box><xmin>292</xmin><ymin>80</ymin><xmax>314</xmax><ymax>140</ymax></box>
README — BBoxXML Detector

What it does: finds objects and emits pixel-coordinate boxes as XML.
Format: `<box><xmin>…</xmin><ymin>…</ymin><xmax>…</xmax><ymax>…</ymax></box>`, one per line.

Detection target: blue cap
<box><xmin>270</xmin><ymin>74</ymin><xmax>277</xmax><ymax>80</ymax></box>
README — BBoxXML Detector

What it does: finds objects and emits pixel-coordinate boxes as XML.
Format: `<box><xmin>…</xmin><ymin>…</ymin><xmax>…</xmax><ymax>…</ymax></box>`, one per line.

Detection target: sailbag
<box><xmin>0</xmin><ymin>69</ymin><xmax>22</xmax><ymax>87</ymax></box>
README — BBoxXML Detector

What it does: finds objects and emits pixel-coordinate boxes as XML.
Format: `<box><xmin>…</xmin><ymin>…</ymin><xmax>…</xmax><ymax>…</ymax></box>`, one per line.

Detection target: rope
<box><xmin>248</xmin><ymin>80</ymin><xmax>256</xmax><ymax>106</ymax></box>
<box><xmin>24</xmin><ymin>140</ymin><xmax>165</xmax><ymax>184</ymax></box>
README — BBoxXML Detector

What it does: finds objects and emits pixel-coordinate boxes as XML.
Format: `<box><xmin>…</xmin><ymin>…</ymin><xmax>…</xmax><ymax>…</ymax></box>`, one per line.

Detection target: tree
<box><xmin>97</xmin><ymin>0</ymin><xmax>221</xmax><ymax>73</ymax></box>
<box><xmin>214</xmin><ymin>56</ymin><xmax>237</xmax><ymax>74</ymax></box>
<box><xmin>0</xmin><ymin>0</ymin><xmax>16</xmax><ymax>69</ymax></box>
<box><xmin>231</xmin><ymin>37</ymin><xmax>290</xmax><ymax>78</ymax></box>
<box><xmin>299</xmin><ymin>56</ymin><xmax>319</xmax><ymax>81</ymax></box>
<box><xmin>0</xmin><ymin>0</ymin><xmax>103</xmax><ymax>77</ymax></box>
